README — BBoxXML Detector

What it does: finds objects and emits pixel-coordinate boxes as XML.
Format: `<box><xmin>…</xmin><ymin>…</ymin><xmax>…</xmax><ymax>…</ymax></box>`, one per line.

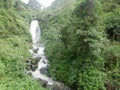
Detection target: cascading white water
<box><xmin>28</xmin><ymin>20</ymin><xmax>53</xmax><ymax>85</ymax></box>
<box><xmin>27</xmin><ymin>20</ymin><xmax>71</xmax><ymax>90</ymax></box>
<box><xmin>29</xmin><ymin>20</ymin><xmax>41</xmax><ymax>48</ymax></box>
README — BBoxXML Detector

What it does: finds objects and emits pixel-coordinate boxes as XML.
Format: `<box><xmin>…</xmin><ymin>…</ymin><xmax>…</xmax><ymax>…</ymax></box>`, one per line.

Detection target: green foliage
<box><xmin>102</xmin><ymin>1</ymin><xmax>120</xmax><ymax>89</ymax></box>
<box><xmin>0</xmin><ymin>0</ymin><xmax>120</xmax><ymax>90</ymax></box>
<box><xmin>0</xmin><ymin>76</ymin><xmax>45</xmax><ymax>90</ymax></box>
<box><xmin>0</xmin><ymin>1</ymin><xmax>46</xmax><ymax>90</ymax></box>
<box><xmin>41</xmin><ymin>0</ymin><xmax>119</xmax><ymax>90</ymax></box>
<box><xmin>0</xmin><ymin>8</ymin><xmax>29</xmax><ymax>38</ymax></box>
<box><xmin>78</xmin><ymin>67</ymin><xmax>105</xmax><ymax>90</ymax></box>
<box><xmin>103</xmin><ymin>0</ymin><xmax>120</xmax><ymax>41</ymax></box>
<box><xmin>0</xmin><ymin>36</ymin><xmax>46</xmax><ymax>90</ymax></box>
<box><xmin>104</xmin><ymin>42</ymin><xmax>120</xmax><ymax>88</ymax></box>
<box><xmin>0</xmin><ymin>61</ymin><xmax>5</xmax><ymax>77</ymax></box>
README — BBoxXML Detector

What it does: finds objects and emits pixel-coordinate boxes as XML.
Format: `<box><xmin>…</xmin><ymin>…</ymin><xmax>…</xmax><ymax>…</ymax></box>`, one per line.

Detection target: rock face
<box><xmin>26</xmin><ymin>20</ymin><xmax>72</xmax><ymax>90</ymax></box>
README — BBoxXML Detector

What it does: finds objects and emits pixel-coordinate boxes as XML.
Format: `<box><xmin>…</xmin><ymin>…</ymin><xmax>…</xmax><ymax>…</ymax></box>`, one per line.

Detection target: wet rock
<box><xmin>39</xmin><ymin>67</ymin><xmax>47</xmax><ymax>74</ymax></box>
<box><xmin>31</xmin><ymin>67</ymin><xmax>36</xmax><ymax>71</ymax></box>
<box><xmin>26</xmin><ymin>59</ymin><xmax>32</xmax><ymax>64</ymax></box>
<box><xmin>26</xmin><ymin>65</ymin><xmax>32</xmax><ymax>71</ymax></box>
<box><xmin>33</xmin><ymin>48</ymin><xmax>39</xmax><ymax>53</ymax></box>
<box><xmin>34</xmin><ymin>64</ymin><xmax>38</xmax><ymax>69</ymax></box>
<box><xmin>26</xmin><ymin>60</ymin><xmax>33</xmax><ymax>70</ymax></box>
<box><xmin>42</xmin><ymin>59</ymin><xmax>48</xmax><ymax>64</ymax></box>
<box><xmin>26</xmin><ymin>59</ymin><xmax>38</xmax><ymax>71</ymax></box>
<box><xmin>37</xmin><ymin>78</ymin><xmax>48</xmax><ymax>88</ymax></box>
<box><xmin>34</xmin><ymin>57</ymin><xmax>41</xmax><ymax>62</ymax></box>
<box><xmin>31</xmin><ymin>59</ymin><xmax>38</xmax><ymax>65</ymax></box>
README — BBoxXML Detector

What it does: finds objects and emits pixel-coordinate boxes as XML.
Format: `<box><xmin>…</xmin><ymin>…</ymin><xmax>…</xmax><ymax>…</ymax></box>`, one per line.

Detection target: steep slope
<box><xmin>0</xmin><ymin>0</ymin><xmax>46</xmax><ymax>90</ymax></box>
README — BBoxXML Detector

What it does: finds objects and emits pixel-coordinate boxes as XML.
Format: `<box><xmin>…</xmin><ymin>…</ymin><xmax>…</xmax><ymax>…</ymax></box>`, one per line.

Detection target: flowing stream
<box><xmin>26</xmin><ymin>20</ymin><xmax>71</xmax><ymax>90</ymax></box>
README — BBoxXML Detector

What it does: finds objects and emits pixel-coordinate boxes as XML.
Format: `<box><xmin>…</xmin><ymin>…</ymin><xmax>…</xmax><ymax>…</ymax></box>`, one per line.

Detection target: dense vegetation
<box><xmin>0</xmin><ymin>0</ymin><xmax>46</xmax><ymax>90</ymax></box>
<box><xmin>0</xmin><ymin>0</ymin><xmax>120</xmax><ymax>90</ymax></box>
<box><xmin>40</xmin><ymin>0</ymin><xmax>120</xmax><ymax>90</ymax></box>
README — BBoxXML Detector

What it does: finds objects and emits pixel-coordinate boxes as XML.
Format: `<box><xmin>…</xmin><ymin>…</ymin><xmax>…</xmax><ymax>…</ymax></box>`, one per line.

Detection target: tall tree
<box><xmin>43</xmin><ymin>0</ymin><xmax>107</xmax><ymax>90</ymax></box>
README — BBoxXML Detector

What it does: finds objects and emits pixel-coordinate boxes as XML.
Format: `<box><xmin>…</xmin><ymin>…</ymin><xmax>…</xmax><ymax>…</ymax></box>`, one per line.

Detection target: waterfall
<box><xmin>26</xmin><ymin>20</ymin><xmax>71</xmax><ymax>90</ymax></box>
<box><xmin>29</xmin><ymin>20</ymin><xmax>41</xmax><ymax>48</ymax></box>
<box><xmin>27</xmin><ymin>20</ymin><xmax>53</xmax><ymax>85</ymax></box>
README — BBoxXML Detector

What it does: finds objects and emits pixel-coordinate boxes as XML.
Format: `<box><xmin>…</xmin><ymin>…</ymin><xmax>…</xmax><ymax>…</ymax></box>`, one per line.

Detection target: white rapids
<box><xmin>28</xmin><ymin>20</ymin><xmax>53</xmax><ymax>85</ymax></box>
<box><xmin>30</xmin><ymin>46</ymin><xmax>53</xmax><ymax>85</ymax></box>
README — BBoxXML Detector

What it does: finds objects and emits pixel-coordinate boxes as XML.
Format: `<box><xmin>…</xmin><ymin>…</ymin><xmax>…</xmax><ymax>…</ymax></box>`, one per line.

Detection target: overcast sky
<box><xmin>21</xmin><ymin>0</ymin><xmax>55</xmax><ymax>7</ymax></box>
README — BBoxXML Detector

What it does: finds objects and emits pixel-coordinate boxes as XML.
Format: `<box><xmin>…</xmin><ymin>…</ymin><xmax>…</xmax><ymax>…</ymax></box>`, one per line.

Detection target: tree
<box><xmin>38</xmin><ymin>0</ymin><xmax>120</xmax><ymax>89</ymax></box>
<box><xmin>42</xmin><ymin>0</ymin><xmax>107</xmax><ymax>89</ymax></box>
